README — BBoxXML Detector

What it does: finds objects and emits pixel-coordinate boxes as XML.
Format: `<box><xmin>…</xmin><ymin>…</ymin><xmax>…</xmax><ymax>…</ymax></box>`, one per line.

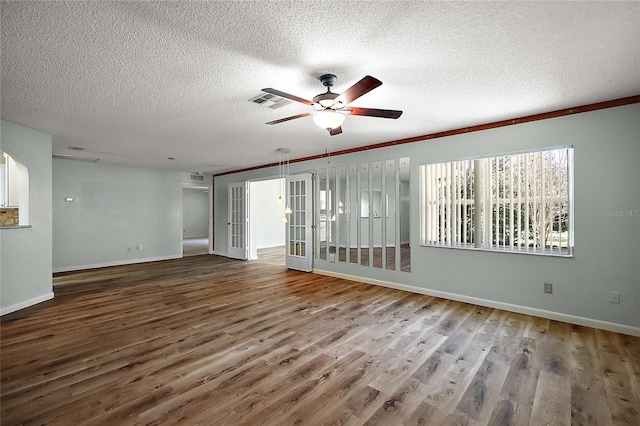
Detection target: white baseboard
<box><xmin>1</xmin><ymin>291</ymin><xmax>54</xmax><ymax>316</ymax></box>
<box><xmin>313</xmin><ymin>269</ymin><xmax>640</xmax><ymax>337</ymax></box>
<box><xmin>257</xmin><ymin>244</ymin><xmax>286</xmax><ymax>249</ymax></box>
<box><xmin>211</xmin><ymin>250</ymin><xmax>227</xmax><ymax>256</ymax></box>
<box><xmin>53</xmin><ymin>255</ymin><xmax>182</xmax><ymax>273</ymax></box>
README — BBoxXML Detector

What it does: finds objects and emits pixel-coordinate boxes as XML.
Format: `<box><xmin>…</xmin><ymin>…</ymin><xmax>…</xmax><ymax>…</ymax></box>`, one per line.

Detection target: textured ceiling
<box><xmin>1</xmin><ymin>1</ymin><xmax>639</xmax><ymax>174</ymax></box>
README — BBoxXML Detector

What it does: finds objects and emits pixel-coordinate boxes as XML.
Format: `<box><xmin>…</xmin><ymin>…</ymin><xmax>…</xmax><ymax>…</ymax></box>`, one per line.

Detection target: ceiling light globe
<box><xmin>313</xmin><ymin>110</ymin><xmax>346</xmax><ymax>130</ymax></box>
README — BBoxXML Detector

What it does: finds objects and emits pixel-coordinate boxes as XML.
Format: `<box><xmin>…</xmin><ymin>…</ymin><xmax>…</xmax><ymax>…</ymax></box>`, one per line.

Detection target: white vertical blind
<box><xmin>421</xmin><ymin>147</ymin><xmax>573</xmax><ymax>255</ymax></box>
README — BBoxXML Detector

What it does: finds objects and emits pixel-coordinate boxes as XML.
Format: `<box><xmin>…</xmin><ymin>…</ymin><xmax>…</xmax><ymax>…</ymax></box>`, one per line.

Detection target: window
<box><xmin>420</xmin><ymin>147</ymin><xmax>573</xmax><ymax>256</ymax></box>
<box><xmin>1</xmin><ymin>151</ymin><xmax>30</xmax><ymax>227</ymax></box>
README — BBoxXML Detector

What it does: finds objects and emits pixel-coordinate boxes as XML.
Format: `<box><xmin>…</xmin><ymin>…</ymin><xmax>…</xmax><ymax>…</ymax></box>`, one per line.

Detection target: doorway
<box><xmin>182</xmin><ymin>185</ymin><xmax>211</xmax><ymax>257</ymax></box>
<box><xmin>248</xmin><ymin>178</ymin><xmax>286</xmax><ymax>264</ymax></box>
<box><xmin>232</xmin><ymin>174</ymin><xmax>313</xmax><ymax>271</ymax></box>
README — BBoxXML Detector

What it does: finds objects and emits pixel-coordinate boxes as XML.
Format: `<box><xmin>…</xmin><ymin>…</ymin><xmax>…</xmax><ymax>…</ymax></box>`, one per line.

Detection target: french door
<box><xmin>228</xmin><ymin>182</ymin><xmax>248</xmax><ymax>260</ymax></box>
<box><xmin>285</xmin><ymin>173</ymin><xmax>313</xmax><ymax>272</ymax></box>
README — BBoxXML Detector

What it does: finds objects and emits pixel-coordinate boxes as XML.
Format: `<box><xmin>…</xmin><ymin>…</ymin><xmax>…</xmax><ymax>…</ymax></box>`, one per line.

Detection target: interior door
<box><xmin>286</xmin><ymin>173</ymin><xmax>313</xmax><ymax>272</ymax></box>
<box><xmin>228</xmin><ymin>182</ymin><xmax>248</xmax><ymax>260</ymax></box>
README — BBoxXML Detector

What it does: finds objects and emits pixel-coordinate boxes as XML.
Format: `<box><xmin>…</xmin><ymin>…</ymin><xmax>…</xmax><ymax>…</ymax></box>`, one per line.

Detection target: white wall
<box><xmin>214</xmin><ymin>104</ymin><xmax>640</xmax><ymax>334</ymax></box>
<box><xmin>6</xmin><ymin>154</ymin><xmax>20</xmax><ymax>206</ymax></box>
<box><xmin>1</xmin><ymin>120</ymin><xmax>53</xmax><ymax>314</ymax></box>
<box><xmin>182</xmin><ymin>188</ymin><xmax>209</xmax><ymax>238</ymax></box>
<box><xmin>53</xmin><ymin>158</ymin><xmax>195</xmax><ymax>271</ymax></box>
<box><xmin>249</xmin><ymin>178</ymin><xmax>285</xmax><ymax>259</ymax></box>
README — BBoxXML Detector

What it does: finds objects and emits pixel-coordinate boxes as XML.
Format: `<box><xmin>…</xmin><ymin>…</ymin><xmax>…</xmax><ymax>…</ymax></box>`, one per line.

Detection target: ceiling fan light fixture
<box><xmin>313</xmin><ymin>110</ymin><xmax>345</xmax><ymax>130</ymax></box>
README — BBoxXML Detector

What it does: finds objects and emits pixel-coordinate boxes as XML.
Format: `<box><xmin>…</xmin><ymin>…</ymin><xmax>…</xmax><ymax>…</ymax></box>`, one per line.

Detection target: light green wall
<box><xmin>182</xmin><ymin>188</ymin><xmax>210</xmax><ymax>238</ymax></box>
<box><xmin>1</xmin><ymin>120</ymin><xmax>53</xmax><ymax>314</ymax></box>
<box><xmin>53</xmin><ymin>158</ymin><xmax>200</xmax><ymax>271</ymax></box>
<box><xmin>213</xmin><ymin>104</ymin><xmax>640</xmax><ymax>332</ymax></box>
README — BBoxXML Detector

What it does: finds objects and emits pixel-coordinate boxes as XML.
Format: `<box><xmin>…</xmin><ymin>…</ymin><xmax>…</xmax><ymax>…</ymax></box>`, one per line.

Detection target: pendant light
<box><xmin>276</xmin><ymin>149</ymin><xmax>284</xmax><ymax>205</ymax></box>
<box><xmin>277</xmin><ymin>148</ymin><xmax>292</xmax><ymax>220</ymax></box>
<box><xmin>282</xmin><ymin>148</ymin><xmax>292</xmax><ymax>215</ymax></box>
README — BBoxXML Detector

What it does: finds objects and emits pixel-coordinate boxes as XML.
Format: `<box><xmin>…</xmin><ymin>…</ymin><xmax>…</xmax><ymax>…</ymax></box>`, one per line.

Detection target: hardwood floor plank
<box><xmin>219</xmin><ymin>352</ymin><xmax>336</xmax><ymax>424</ymax></box>
<box><xmin>622</xmin><ymin>334</ymin><xmax>640</xmax><ymax>399</ymax></box>
<box><xmin>531</xmin><ymin>370</ymin><xmax>572</xmax><ymax>426</ymax></box>
<box><xmin>367</xmin><ymin>322</ymin><xmax>448</xmax><ymax>394</ymax></box>
<box><xmin>570</xmin><ymin>325</ymin><xmax>612</xmax><ymax>425</ymax></box>
<box><xmin>485</xmin><ymin>338</ymin><xmax>537</xmax><ymax>426</ymax></box>
<box><xmin>237</xmin><ymin>350</ymin><xmax>370</xmax><ymax>425</ymax></box>
<box><xmin>413</xmin><ymin>309</ymin><xmax>508</xmax><ymax>418</ymax></box>
<box><xmin>342</xmin><ymin>384</ymin><xmax>388</xmax><ymax>423</ymax></box>
<box><xmin>363</xmin><ymin>377</ymin><xmax>433</xmax><ymax>425</ymax></box>
<box><xmin>1</xmin><ymin>252</ymin><xmax>638</xmax><ymax>425</ymax></box>
<box><xmin>600</xmin><ymin>350</ymin><xmax>640</xmax><ymax>426</ymax></box>
<box><xmin>456</xmin><ymin>357</ymin><xmax>512</xmax><ymax>423</ymax></box>
<box><xmin>274</xmin><ymin>352</ymin><xmax>379</xmax><ymax>425</ymax></box>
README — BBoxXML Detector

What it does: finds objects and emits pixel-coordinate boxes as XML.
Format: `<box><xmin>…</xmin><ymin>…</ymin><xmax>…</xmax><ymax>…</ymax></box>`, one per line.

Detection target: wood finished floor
<box><xmin>182</xmin><ymin>237</ymin><xmax>209</xmax><ymax>257</ymax></box>
<box><xmin>2</xmin><ymin>251</ymin><xmax>639</xmax><ymax>425</ymax></box>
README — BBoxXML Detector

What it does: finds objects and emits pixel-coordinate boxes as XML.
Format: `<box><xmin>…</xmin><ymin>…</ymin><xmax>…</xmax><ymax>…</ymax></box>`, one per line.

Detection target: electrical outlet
<box><xmin>544</xmin><ymin>283</ymin><xmax>553</xmax><ymax>294</ymax></box>
<box><xmin>609</xmin><ymin>291</ymin><xmax>620</xmax><ymax>304</ymax></box>
<box><xmin>137</xmin><ymin>244</ymin><xmax>143</xmax><ymax>250</ymax></box>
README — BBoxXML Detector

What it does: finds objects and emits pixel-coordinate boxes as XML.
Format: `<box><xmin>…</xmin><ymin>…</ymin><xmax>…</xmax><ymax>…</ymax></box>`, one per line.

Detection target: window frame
<box><xmin>420</xmin><ymin>146</ymin><xmax>574</xmax><ymax>257</ymax></box>
<box><xmin>1</xmin><ymin>151</ymin><xmax>31</xmax><ymax>228</ymax></box>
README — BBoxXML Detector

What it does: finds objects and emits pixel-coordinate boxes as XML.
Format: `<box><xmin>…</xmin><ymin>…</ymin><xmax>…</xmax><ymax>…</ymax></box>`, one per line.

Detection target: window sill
<box><xmin>420</xmin><ymin>243</ymin><xmax>574</xmax><ymax>258</ymax></box>
<box><xmin>0</xmin><ymin>224</ymin><xmax>32</xmax><ymax>230</ymax></box>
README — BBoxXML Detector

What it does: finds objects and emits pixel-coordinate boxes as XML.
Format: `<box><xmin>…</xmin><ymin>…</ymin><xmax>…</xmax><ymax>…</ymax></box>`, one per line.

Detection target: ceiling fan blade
<box><xmin>346</xmin><ymin>107</ymin><xmax>403</xmax><ymax>119</ymax></box>
<box><xmin>335</xmin><ymin>75</ymin><xmax>382</xmax><ymax>105</ymax></box>
<box><xmin>329</xmin><ymin>126</ymin><xmax>343</xmax><ymax>136</ymax></box>
<box><xmin>265</xmin><ymin>112</ymin><xmax>311</xmax><ymax>125</ymax></box>
<box><xmin>261</xmin><ymin>88</ymin><xmax>314</xmax><ymax>106</ymax></box>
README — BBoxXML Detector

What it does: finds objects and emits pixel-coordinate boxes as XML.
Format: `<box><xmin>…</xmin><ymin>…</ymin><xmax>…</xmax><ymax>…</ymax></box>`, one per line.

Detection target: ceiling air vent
<box><xmin>67</xmin><ymin>146</ymin><xmax>85</xmax><ymax>151</ymax></box>
<box><xmin>249</xmin><ymin>93</ymin><xmax>292</xmax><ymax>110</ymax></box>
<box><xmin>190</xmin><ymin>174</ymin><xmax>205</xmax><ymax>182</ymax></box>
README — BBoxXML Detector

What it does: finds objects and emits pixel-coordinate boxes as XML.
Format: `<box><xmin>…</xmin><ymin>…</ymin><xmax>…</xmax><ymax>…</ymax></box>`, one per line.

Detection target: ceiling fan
<box><xmin>262</xmin><ymin>74</ymin><xmax>402</xmax><ymax>136</ymax></box>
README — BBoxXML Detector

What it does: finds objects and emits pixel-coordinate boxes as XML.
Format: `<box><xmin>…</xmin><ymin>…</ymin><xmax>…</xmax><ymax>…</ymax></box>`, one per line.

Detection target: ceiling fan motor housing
<box><xmin>319</xmin><ymin>74</ymin><xmax>337</xmax><ymax>88</ymax></box>
<box><xmin>314</xmin><ymin>74</ymin><xmax>341</xmax><ymax>109</ymax></box>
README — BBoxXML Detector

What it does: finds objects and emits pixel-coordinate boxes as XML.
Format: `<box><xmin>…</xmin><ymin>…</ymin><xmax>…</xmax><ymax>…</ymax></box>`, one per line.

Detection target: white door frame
<box><xmin>285</xmin><ymin>172</ymin><xmax>313</xmax><ymax>272</ymax></box>
<box><xmin>227</xmin><ymin>181</ymin><xmax>249</xmax><ymax>260</ymax></box>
